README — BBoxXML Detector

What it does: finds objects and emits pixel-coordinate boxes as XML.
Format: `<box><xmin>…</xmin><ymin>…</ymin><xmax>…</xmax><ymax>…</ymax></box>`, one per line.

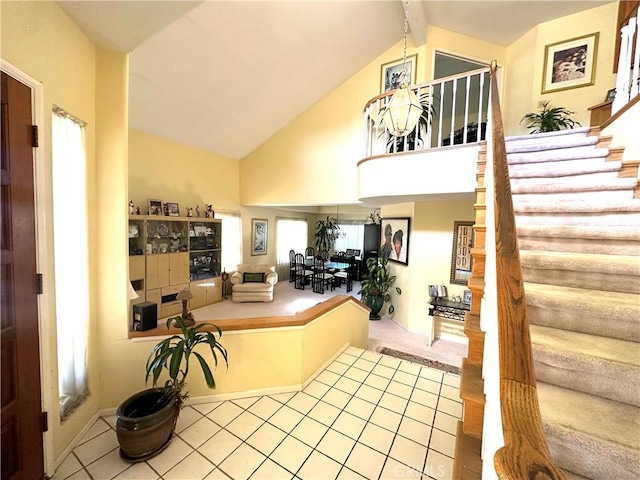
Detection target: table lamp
<box><xmin>176</xmin><ymin>288</ymin><xmax>195</xmax><ymax>326</ymax></box>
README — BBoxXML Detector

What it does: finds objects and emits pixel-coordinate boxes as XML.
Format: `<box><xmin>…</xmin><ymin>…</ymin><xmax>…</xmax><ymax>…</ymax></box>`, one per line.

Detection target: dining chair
<box><xmin>312</xmin><ymin>255</ymin><xmax>334</xmax><ymax>294</ymax></box>
<box><xmin>305</xmin><ymin>246</ymin><xmax>315</xmax><ymax>258</ymax></box>
<box><xmin>294</xmin><ymin>253</ymin><xmax>313</xmax><ymax>290</ymax></box>
<box><xmin>288</xmin><ymin>249</ymin><xmax>296</xmax><ymax>282</ymax></box>
<box><xmin>333</xmin><ymin>256</ymin><xmax>357</xmax><ymax>293</ymax></box>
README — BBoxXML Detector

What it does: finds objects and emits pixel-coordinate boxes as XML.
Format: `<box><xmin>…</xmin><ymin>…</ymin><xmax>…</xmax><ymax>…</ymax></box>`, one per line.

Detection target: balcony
<box><xmin>358</xmin><ymin>67</ymin><xmax>491</xmax><ymax>204</ymax></box>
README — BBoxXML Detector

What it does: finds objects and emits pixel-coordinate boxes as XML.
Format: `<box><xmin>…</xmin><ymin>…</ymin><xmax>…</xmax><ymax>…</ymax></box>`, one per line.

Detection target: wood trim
<box><xmin>128</xmin><ymin>294</ymin><xmax>364</xmax><ymax>338</ymax></box>
<box><xmin>599</xmin><ymin>93</ymin><xmax>640</xmax><ymax>130</ymax></box>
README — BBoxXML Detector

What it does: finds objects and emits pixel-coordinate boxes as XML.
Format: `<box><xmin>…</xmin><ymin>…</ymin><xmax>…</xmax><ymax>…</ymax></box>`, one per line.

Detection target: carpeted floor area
<box><xmin>190</xmin><ymin>281</ymin><xmax>467</xmax><ymax>369</ymax></box>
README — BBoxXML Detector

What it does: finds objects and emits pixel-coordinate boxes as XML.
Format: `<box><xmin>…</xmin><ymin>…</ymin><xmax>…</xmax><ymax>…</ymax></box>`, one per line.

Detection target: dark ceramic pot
<box><xmin>364</xmin><ymin>295</ymin><xmax>385</xmax><ymax>320</ymax></box>
<box><xmin>116</xmin><ymin>388</ymin><xmax>180</xmax><ymax>462</ymax></box>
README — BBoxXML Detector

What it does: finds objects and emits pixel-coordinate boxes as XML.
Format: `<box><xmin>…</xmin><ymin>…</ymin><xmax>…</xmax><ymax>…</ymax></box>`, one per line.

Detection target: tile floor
<box><xmin>52</xmin><ymin>346</ymin><xmax>461</xmax><ymax>480</ymax></box>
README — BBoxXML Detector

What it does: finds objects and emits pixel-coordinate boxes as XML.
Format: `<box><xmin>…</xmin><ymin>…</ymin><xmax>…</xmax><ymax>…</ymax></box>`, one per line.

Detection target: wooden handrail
<box><xmin>488</xmin><ymin>61</ymin><xmax>566</xmax><ymax>480</ymax></box>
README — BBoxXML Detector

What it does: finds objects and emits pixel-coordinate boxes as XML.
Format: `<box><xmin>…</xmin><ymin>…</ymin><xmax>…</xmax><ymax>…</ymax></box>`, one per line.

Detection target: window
<box><xmin>217</xmin><ymin>212</ymin><xmax>242</xmax><ymax>273</ymax></box>
<box><xmin>52</xmin><ymin>107</ymin><xmax>89</xmax><ymax>420</ymax></box>
<box><xmin>276</xmin><ymin>218</ymin><xmax>308</xmax><ymax>279</ymax></box>
<box><xmin>334</xmin><ymin>221</ymin><xmax>365</xmax><ymax>254</ymax></box>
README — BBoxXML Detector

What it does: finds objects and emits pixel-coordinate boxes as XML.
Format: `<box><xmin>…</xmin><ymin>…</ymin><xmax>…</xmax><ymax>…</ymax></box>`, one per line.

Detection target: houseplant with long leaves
<box><xmin>358</xmin><ymin>256</ymin><xmax>402</xmax><ymax>320</ymax></box>
<box><xmin>520</xmin><ymin>101</ymin><xmax>581</xmax><ymax>133</ymax></box>
<box><xmin>116</xmin><ymin>315</ymin><xmax>228</xmax><ymax>461</ymax></box>
<box><xmin>314</xmin><ymin>216</ymin><xmax>340</xmax><ymax>252</ymax></box>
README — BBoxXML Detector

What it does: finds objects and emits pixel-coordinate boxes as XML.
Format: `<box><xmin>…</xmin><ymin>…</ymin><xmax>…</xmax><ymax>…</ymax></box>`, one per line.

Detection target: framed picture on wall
<box><xmin>251</xmin><ymin>218</ymin><xmax>268</xmax><ymax>256</ymax></box>
<box><xmin>450</xmin><ymin>221</ymin><xmax>474</xmax><ymax>285</ymax></box>
<box><xmin>541</xmin><ymin>32</ymin><xmax>599</xmax><ymax>94</ymax></box>
<box><xmin>380</xmin><ymin>217</ymin><xmax>410</xmax><ymax>265</ymax></box>
<box><xmin>380</xmin><ymin>54</ymin><xmax>417</xmax><ymax>93</ymax></box>
<box><xmin>147</xmin><ymin>198</ymin><xmax>163</xmax><ymax>216</ymax></box>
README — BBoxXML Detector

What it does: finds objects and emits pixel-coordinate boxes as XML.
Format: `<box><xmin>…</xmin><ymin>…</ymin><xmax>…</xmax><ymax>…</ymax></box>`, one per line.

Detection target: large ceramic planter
<box><xmin>364</xmin><ymin>295</ymin><xmax>385</xmax><ymax>320</ymax></box>
<box><xmin>116</xmin><ymin>388</ymin><xmax>180</xmax><ymax>462</ymax></box>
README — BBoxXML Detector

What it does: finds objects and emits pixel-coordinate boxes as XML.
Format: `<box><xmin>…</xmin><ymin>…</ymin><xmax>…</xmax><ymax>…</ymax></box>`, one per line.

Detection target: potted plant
<box><xmin>520</xmin><ymin>101</ymin><xmax>581</xmax><ymax>134</ymax></box>
<box><xmin>385</xmin><ymin>92</ymin><xmax>437</xmax><ymax>153</ymax></box>
<box><xmin>116</xmin><ymin>316</ymin><xmax>228</xmax><ymax>461</ymax></box>
<box><xmin>314</xmin><ymin>216</ymin><xmax>340</xmax><ymax>252</ymax></box>
<box><xmin>358</xmin><ymin>256</ymin><xmax>402</xmax><ymax>320</ymax></box>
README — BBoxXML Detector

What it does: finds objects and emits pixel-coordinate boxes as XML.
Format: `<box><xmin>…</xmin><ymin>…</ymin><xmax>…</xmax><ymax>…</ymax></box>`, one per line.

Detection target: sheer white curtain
<box><xmin>52</xmin><ymin>109</ymin><xmax>89</xmax><ymax>420</ymax></box>
<box><xmin>218</xmin><ymin>212</ymin><xmax>242</xmax><ymax>272</ymax></box>
<box><xmin>276</xmin><ymin>218</ymin><xmax>308</xmax><ymax>280</ymax></box>
<box><xmin>334</xmin><ymin>221</ymin><xmax>365</xmax><ymax>253</ymax></box>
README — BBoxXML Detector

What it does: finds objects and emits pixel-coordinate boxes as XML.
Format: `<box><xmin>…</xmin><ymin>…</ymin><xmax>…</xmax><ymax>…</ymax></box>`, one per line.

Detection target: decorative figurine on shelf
<box><xmin>163</xmin><ymin>203</ymin><xmax>169</xmax><ymax>216</ymax></box>
<box><xmin>135</xmin><ymin>206</ymin><xmax>141</xmax><ymax>215</ymax></box>
<box><xmin>205</xmin><ymin>204</ymin><xmax>214</xmax><ymax>218</ymax></box>
<box><xmin>129</xmin><ymin>200</ymin><xmax>135</xmax><ymax>215</ymax></box>
<box><xmin>195</xmin><ymin>205</ymin><xmax>200</xmax><ymax>217</ymax></box>
<box><xmin>186</xmin><ymin>207</ymin><xmax>193</xmax><ymax>217</ymax></box>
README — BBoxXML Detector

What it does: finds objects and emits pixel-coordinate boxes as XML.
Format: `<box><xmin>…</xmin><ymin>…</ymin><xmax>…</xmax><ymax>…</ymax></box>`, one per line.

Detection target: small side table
<box><xmin>428</xmin><ymin>297</ymin><xmax>470</xmax><ymax>321</ymax></box>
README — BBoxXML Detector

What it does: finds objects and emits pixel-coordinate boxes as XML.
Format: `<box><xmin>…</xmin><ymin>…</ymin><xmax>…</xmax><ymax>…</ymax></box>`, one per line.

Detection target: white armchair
<box><xmin>230</xmin><ymin>264</ymin><xmax>278</xmax><ymax>302</ymax></box>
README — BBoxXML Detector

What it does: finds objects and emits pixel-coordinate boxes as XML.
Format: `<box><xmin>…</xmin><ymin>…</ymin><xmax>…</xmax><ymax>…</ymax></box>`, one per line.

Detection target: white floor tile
<box><xmin>397</xmin><ymin>417</ymin><xmax>432</xmax><ymax>447</ymax></box>
<box><xmin>203</xmin><ymin>468</ymin><xmax>232</xmax><ymax>479</ymax></box>
<box><xmin>386</xmin><ymin>381</ymin><xmax>412</xmax><ymax>399</ymax></box>
<box><xmin>146</xmin><ymin>436</ymin><xmax>194</xmax><ymax>476</ymax></box>
<box><xmin>192</xmin><ymin>401</ymin><xmax>222</xmax><ymax>416</ymax></box>
<box><xmin>268</xmin><ymin>405</ymin><xmax>304</xmax><ymax>433</ymax></box>
<box><xmin>198</xmin><ymin>429</ymin><xmax>242</xmax><ymax>465</ymax></box>
<box><xmin>315</xmin><ymin>370</ymin><xmax>340</xmax><ymax>387</ymax></box>
<box><xmin>379</xmin><ymin>457</ymin><xmax>422</xmax><ymax>479</ymax></box>
<box><xmin>286</xmin><ymin>392</ymin><xmax>318</xmax><ymax>415</ymax></box>
<box><xmin>378</xmin><ymin>355</ymin><xmax>402</xmax><ymax>369</ymax></box>
<box><xmin>360</xmin><ymin>350</ymin><xmax>382</xmax><ymax>363</ymax></box>
<box><xmin>303</xmin><ymin>380</ymin><xmax>331</xmax><ymax>400</ymax></box>
<box><xmin>316</xmin><ymin>429</ymin><xmax>356</xmax><ymax>464</ymax></box>
<box><xmin>352</xmin><ymin>358</ymin><xmax>376</xmax><ymax>372</ymax></box>
<box><xmin>332</xmin><ymin>412</ymin><xmax>367</xmax><ymax>440</ymax></box>
<box><xmin>404</xmin><ymin>401</ymin><xmax>435</xmax><ymax>426</ymax></box>
<box><xmin>179</xmin><ymin>416</ymin><xmax>221</xmax><ymax>449</ymax></box>
<box><xmin>334</xmin><ymin>377</ymin><xmax>361</xmax><ymax>395</ymax></box>
<box><xmin>429</xmin><ymin>428</ymin><xmax>456</xmax><ymax>458</ymax></box>
<box><xmin>378</xmin><ymin>392</ymin><xmax>409</xmax><ymax>413</ymax></box>
<box><xmin>297</xmin><ymin>450</ymin><xmax>342</xmax><ymax>480</ymax></box>
<box><xmin>206</xmin><ymin>401</ymin><xmax>244</xmax><ymax>427</ymax></box>
<box><xmin>398</xmin><ymin>361</ymin><xmax>421</xmax><ymax>376</ymax></box>
<box><xmin>163</xmin><ymin>451</ymin><xmax>215</xmax><ymax>480</ymax></box>
<box><xmin>218</xmin><ymin>443</ymin><xmax>266</xmax><ymax>480</ymax></box>
<box><xmin>388</xmin><ymin>436</ymin><xmax>428</xmax><ymax>473</ymax></box>
<box><xmin>85</xmin><ymin>448</ymin><xmax>129</xmax><ymax>480</ymax></box>
<box><xmin>269</xmin><ymin>435</ymin><xmax>313</xmax><ymax>474</ymax></box>
<box><xmin>410</xmin><ymin>389</ymin><xmax>438</xmax><ymax>409</ymax></box>
<box><xmin>344</xmin><ymin>396</ymin><xmax>376</xmax><ymax>421</ymax></box>
<box><xmin>424</xmin><ymin>449</ymin><xmax>453</xmax><ymax>479</ymax></box>
<box><xmin>358</xmin><ymin>422</ymin><xmax>394</xmax><ymax>455</ymax></box>
<box><xmin>114</xmin><ymin>462</ymin><xmax>160</xmax><ymax>480</ymax></box>
<box><xmin>345</xmin><ymin>442</ymin><xmax>386</xmax><ymax>480</ymax></box>
<box><xmin>73</xmin><ymin>430</ymin><xmax>119</xmax><ymax>466</ymax></box>
<box><xmin>442</xmin><ymin>373</ymin><xmax>460</xmax><ymax>388</ymax></box>
<box><xmin>392</xmin><ymin>370</ymin><xmax>417</xmax><ymax>387</ymax></box>
<box><xmin>436</xmin><ymin>397</ymin><xmax>462</xmax><ymax>418</ymax></box>
<box><xmin>344</xmin><ymin>366</ymin><xmax>368</xmax><ymax>383</ymax></box>
<box><xmin>269</xmin><ymin>391</ymin><xmax>297</xmax><ymax>404</ymax></box>
<box><xmin>249</xmin><ymin>458</ymin><xmax>295</xmax><ymax>479</ymax></box>
<box><xmin>419</xmin><ymin>368</ymin><xmax>444</xmax><ymax>383</ymax></box>
<box><xmin>52</xmin><ymin>453</ymin><xmax>83</xmax><ymax>479</ymax></box>
<box><xmin>354</xmin><ymin>384</ymin><xmax>383</xmax><ymax>404</ymax></box>
<box><xmin>232</xmin><ymin>396</ymin><xmax>260</xmax><ymax>410</ymax></box>
<box><xmin>336</xmin><ymin>353</ymin><xmax>358</xmax><ymax>366</ymax></box>
<box><xmin>363</xmin><ymin>373</ymin><xmax>390</xmax><ymax>391</ymax></box>
<box><xmin>371</xmin><ymin>364</ymin><xmax>396</xmax><ymax>379</ymax></box>
<box><xmin>369</xmin><ymin>406</ymin><xmax>402</xmax><ymax>433</ymax></box>
<box><xmin>250</xmin><ymin>396</ymin><xmax>283</xmax><ymax>420</ymax></box>
<box><xmin>327</xmin><ymin>361</ymin><xmax>349</xmax><ymax>375</ymax></box>
<box><xmin>290</xmin><ymin>416</ymin><xmax>329</xmax><ymax>448</ymax></box>
<box><xmin>336</xmin><ymin>467</ymin><xmax>367</xmax><ymax>479</ymax></box>
<box><xmin>77</xmin><ymin>418</ymin><xmax>111</xmax><ymax>445</ymax></box>
<box><xmin>246</xmin><ymin>422</ymin><xmax>288</xmax><ymax>456</ymax></box>
<box><xmin>433</xmin><ymin>411</ymin><xmax>458</xmax><ymax>436</ymax></box>
<box><xmin>415</xmin><ymin>377</ymin><xmax>441</xmax><ymax>395</ymax></box>
<box><xmin>345</xmin><ymin>346</ymin><xmax>365</xmax><ymax>357</ymax></box>
<box><xmin>440</xmin><ymin>385</ymin><xmax>461</xmax><ymax>402</ymax></box>
<box><xmin>225</xmin><ymin>411</ymin><xmax>264</xmax><ymax>440</ymax></box>
<box><xmin>103</xmin><ymin>415</ymin><xmax>117</xmax><ymax>428</ymax></box>
<box><xmin>175</xmin><ymin>406</ymin><xmax>204</xmax><ymax>433</ymax></box>
<box><xmin>66</xmin><ymin>469</ymin><xmax>92</xmax><ymax>480</ymax></box>
<box><xmin>321</xmin><ymin>388</ymin><xmax>352</xmax><ymax>409</ymax></box>
<box><xmin>307</xmin><ymin>400</ymin><xmax>341</xmax><ymax>427</ymax></box>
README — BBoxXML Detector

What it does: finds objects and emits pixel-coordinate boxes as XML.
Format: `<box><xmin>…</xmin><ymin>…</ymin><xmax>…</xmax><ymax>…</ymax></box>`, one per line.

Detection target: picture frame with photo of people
<box><xmin>380</xmin><ymin>217</ymin><xmax>410</xmax><ymax>266</ymax></box>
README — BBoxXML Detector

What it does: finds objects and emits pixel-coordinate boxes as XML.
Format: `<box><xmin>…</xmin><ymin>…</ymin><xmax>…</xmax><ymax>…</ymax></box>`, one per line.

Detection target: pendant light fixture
<box><xmin>381</xmin><ymin>0</ymin><xmax>423</xmax><ymax>137</ymax></box>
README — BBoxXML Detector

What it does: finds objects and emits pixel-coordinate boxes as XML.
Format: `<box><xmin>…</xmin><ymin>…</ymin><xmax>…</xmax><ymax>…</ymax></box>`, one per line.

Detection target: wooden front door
<box><xmin>1</xmin><ymin>72</ymin><xmax>45</xmax><ymax>479</ymax></box>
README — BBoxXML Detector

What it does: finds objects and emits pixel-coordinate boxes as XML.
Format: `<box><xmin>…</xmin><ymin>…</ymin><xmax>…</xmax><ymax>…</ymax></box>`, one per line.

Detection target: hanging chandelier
<box><xmin>381</xmin><ymin>0</ymin><xmax>423</xmax><ymax>137</ymax></box>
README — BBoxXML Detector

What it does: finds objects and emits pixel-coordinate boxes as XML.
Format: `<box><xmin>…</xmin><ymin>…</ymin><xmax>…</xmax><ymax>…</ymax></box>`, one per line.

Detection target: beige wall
<box><xmin>1</xmin><ymin>0</ymin><xmax>100</xmax><ymax>466</ymax></box>
<box><xmin>504</xmin><ymin>2</ymin><xmax>618</xmax><ymax>135</ymax></box>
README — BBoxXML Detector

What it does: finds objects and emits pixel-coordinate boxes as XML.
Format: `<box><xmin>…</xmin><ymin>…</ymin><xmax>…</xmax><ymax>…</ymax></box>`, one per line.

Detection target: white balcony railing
<box><xmin>613</xmin><ymin>6</ymin><xmax>640</xmax><ymax>114</ymax></box>
<box><xmin>363</xmin><ymin>67</ymin><xmax>491</xmax><ymax>159</ymax></box>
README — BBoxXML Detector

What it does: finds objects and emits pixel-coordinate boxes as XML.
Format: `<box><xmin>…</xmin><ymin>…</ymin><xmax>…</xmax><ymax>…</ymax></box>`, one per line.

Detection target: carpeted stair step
<box><xmin>505</xmin><ymin>127</ymin><xmax>592</xmax><ymax>144</ymax></box>
<box><xmin>506</xmin><ymin>133</ymin><xmax>599</xmax><ymax>154</ymax></box>
<box><xmin>537</xmin><ymin>382</ymin><xmax>640</xmax><ymax>480</ymax></box>
<box><xmin>514</xmin><ymin>200</ymin><xmax>640</xmax><ymax>226</ymax></box>
<box><xmin>517</xmin><ymin>225</ymin><xmax>640</xmax><ymax>256</ymax></box>
<box><xmin>509</xmin><ymin>158</ymin><xmax>623</xmax><ymax>179</ymax></box>
<box><xmin>520</xmin><ymin>251</ymin><xmax>640</xmax><ymax>294</ymax></box>
<box><xmin>508</xmin><ymin>146</ymin><xmax>609</xmax><ymax>165</ymax></box>
<box><xmin>524</xmin><ymin>283</ymin><xmax>640</xmax><ymax>342</ymax></box>
<box><xmin>511</xmin><ymin>177</ymin><xmax>638</xmax><ymax>202</ymax></box>
<box><xmin>530</xmin><ymin>324</ymin><xmax>640</xmax><ymax>406</ymax></box>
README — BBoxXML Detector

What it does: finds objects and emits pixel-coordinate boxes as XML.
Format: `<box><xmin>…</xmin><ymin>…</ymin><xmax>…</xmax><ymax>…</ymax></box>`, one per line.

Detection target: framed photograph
<box><xmin>380</xmin><ymin>54</ymin><xmax>417</xmax><ymax>93</ymax></box>
<box><xmin>166</xmin><ymin>202</ymin><xmax>180</xmax><ymax>217</ymax></box>
<box><xmin>605</xmin><ymin>88</ymin><xmax>616</xmax><ymax>102</ymax></box>
<box><xmin>541</xmin><ymin>32</ymin><xmax>599</xmax><ymax>94</ymax></box>
<box><xmin>463</xmin><ymin>289</ymin><xmax>472</xmax><ymax>304</ymax></box>
<box><xmin>380</xmin><ymin>217</ymin><xmax>410</xmax><ymax>265</ymax></box>
<box><xmin>251</xmin><ymin>218</ymin><xmax>268</xmax><ymax>256</ymax></box>
<box><xmin>147</xmin><ymin>198</ymin><xmax>163</xmax><ymax>216</ymax></box>
<box><xmin>450</xmin><ymin>221</ymin><xmax>474</xmax><ymax>285</ymax></box>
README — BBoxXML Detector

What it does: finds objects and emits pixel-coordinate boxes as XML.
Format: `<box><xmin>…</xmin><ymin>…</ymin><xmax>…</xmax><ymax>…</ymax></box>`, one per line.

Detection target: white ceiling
<box><xmin>57</xmin><ymin>0</ymin><xmax>612</xmax><ymax>160</ymax></box>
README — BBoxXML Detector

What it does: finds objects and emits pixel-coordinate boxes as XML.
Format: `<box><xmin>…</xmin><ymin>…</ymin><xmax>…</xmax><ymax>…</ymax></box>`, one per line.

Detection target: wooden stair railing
<box><xmin>487</xmin><ymin>61</ymin><xmax>566</xmax><ymax>479</ymax></box>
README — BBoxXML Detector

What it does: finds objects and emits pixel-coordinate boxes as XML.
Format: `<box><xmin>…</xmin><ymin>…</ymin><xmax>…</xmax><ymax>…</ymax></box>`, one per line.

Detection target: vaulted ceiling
<box><xmin>58</xmin><ymin>1</ymin><xmax>612</xmax><ymax>160</ymax></box>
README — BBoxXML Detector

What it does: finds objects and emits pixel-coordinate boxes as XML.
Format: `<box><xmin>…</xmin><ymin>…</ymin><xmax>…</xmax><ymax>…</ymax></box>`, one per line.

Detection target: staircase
<box><xmin>505</xmin><ymin>126</ymin><xmax>640</xmax><ymax>479</ymax></box>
